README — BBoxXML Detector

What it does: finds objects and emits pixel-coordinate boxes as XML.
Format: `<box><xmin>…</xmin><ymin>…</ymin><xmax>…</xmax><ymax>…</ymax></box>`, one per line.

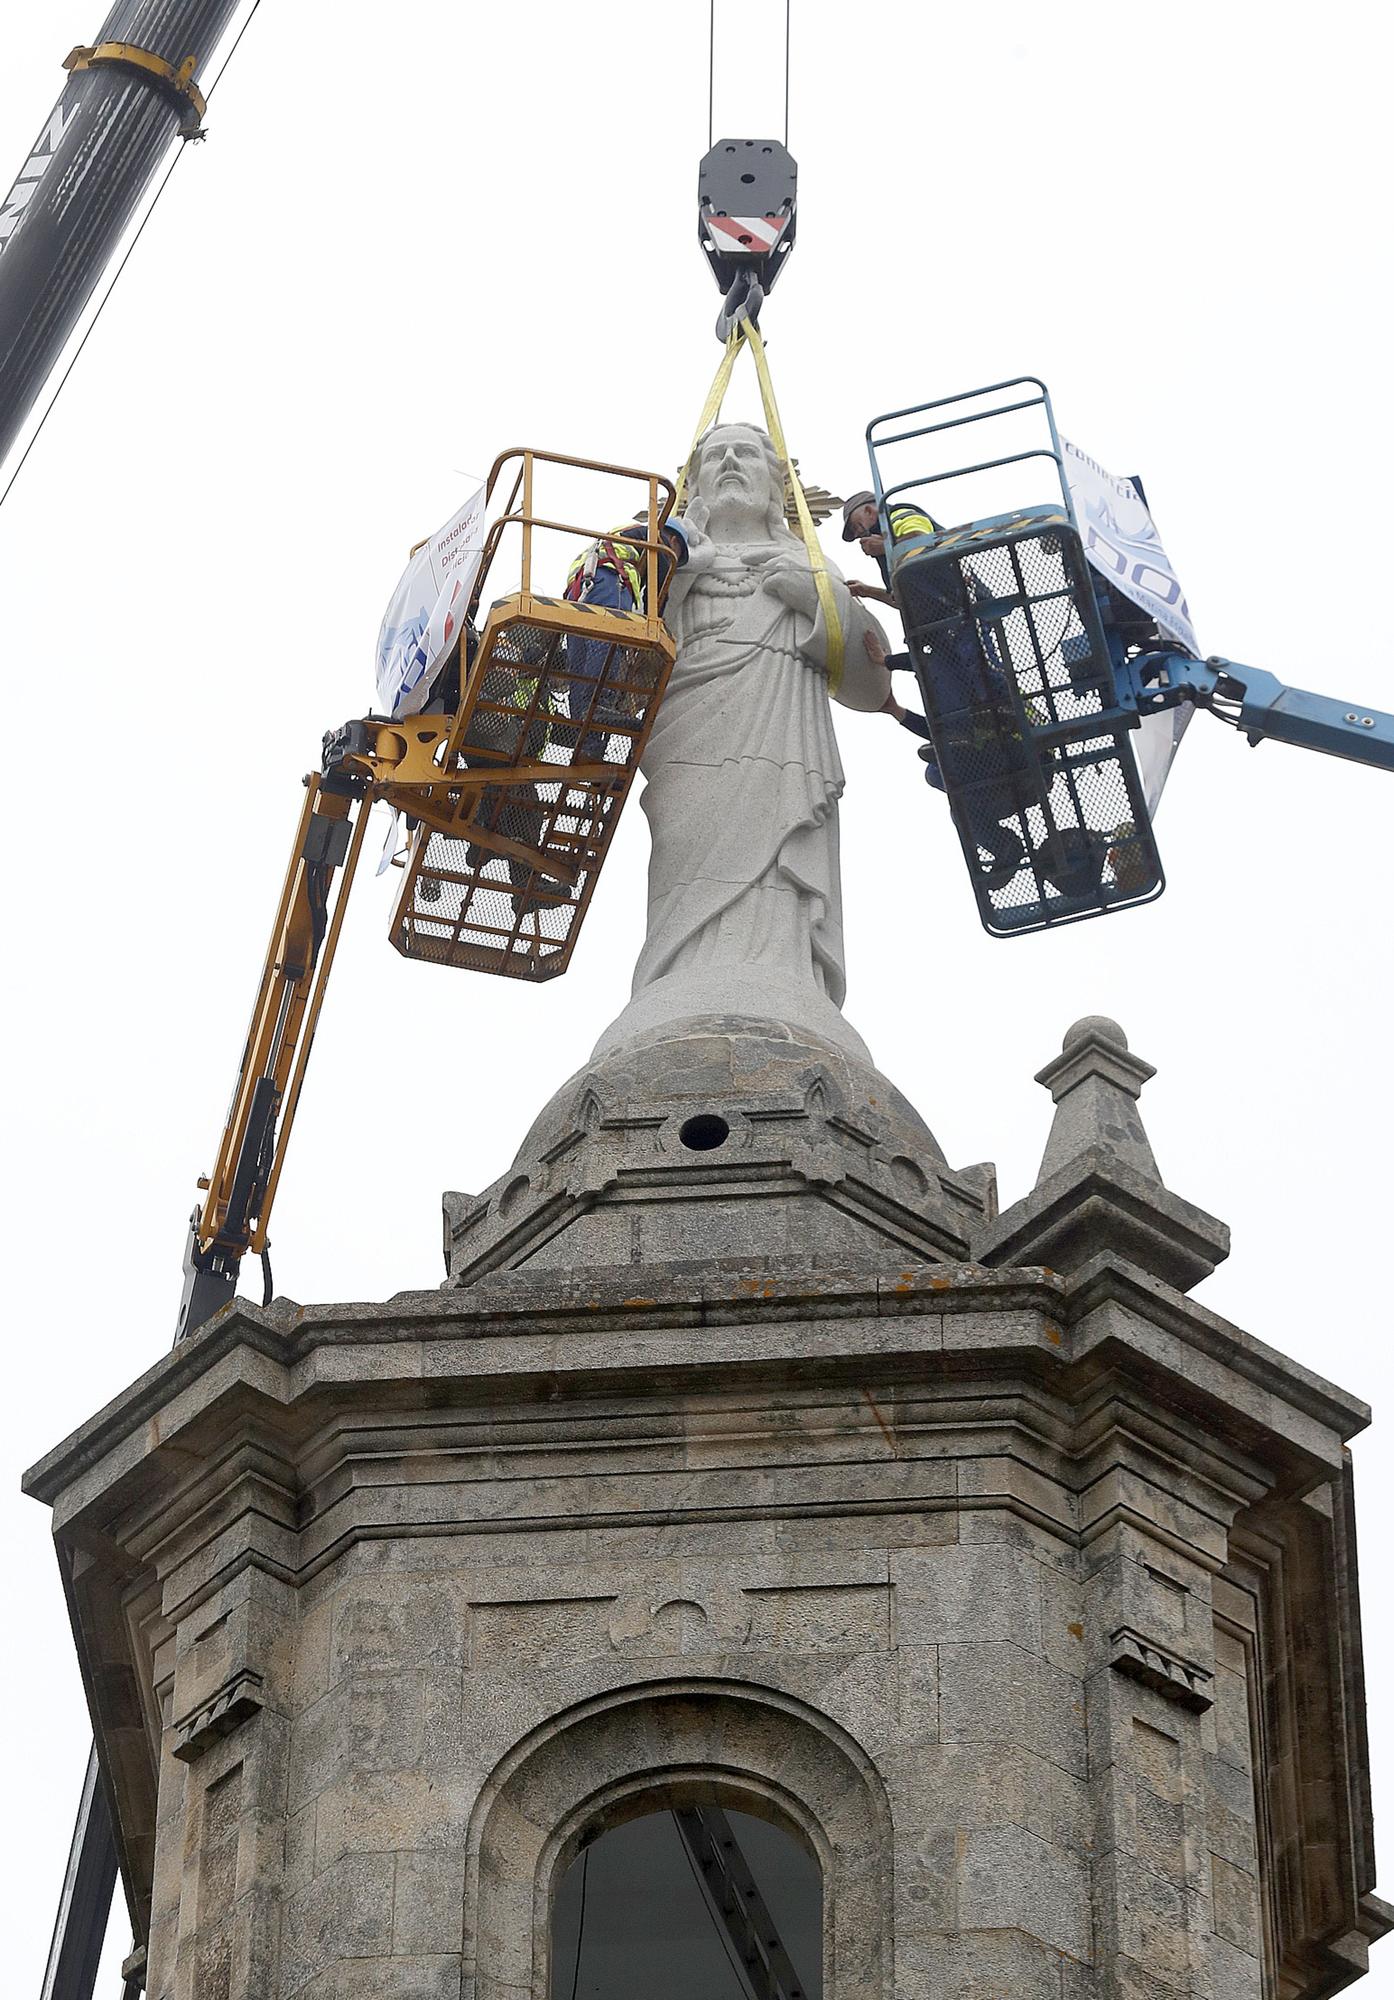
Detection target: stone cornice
<box><xmin>27</xmin><ymin>1252</ymin><xmax>1370</xmax><ymax>1519</ymax></box>
<box><xmin>23</xmin><ymin>1267</ymin><xmax>1058</xmax><ymax>1506</ymax></box>
<box><xmin>24</xmin><ymin>1262</ymin><xmax>1368</xmax><ymax>1595</ymax></box>
<box><xmin>1067</xmin><ymin>1252</ymin><xmax>1372</xmax><ymax>1436</ymax></box>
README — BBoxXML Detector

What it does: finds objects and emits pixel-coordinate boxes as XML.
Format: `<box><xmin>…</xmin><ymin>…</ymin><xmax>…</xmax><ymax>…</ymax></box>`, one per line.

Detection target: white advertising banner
<box><xmin>1060</xmin><ymin>437</ymin><xmax>1198</xmax><ymax>815</ymax></box>
<box><xmin>375</xmin><ymin>479</ymin><xmax>487</xmax><ymax>719</ymax></box>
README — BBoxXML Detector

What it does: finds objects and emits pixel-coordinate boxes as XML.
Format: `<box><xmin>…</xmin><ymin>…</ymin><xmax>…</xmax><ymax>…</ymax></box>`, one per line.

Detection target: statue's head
<box><xmin>685</xmin><ymin>424</ymin><xmax>792</xmax><ymax>542</ymax></box>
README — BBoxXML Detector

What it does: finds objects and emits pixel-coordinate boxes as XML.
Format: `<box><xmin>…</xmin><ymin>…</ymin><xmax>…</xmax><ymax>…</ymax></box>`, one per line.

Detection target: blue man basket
<box><xmin>868</xmin><ymin>384</ymin><xmax>1165</xmax><ymax>937</ymax></box>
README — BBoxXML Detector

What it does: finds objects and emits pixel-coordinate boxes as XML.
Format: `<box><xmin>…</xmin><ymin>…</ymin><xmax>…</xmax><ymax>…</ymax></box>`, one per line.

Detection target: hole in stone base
<box><xmin>679</xmin><ymin>1113</ymin><xmax>730</xmax><ymax>1152</ymax></box>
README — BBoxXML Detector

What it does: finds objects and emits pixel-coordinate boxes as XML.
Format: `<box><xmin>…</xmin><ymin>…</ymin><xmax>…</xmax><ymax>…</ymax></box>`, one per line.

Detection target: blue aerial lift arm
<box><xmin>1116</xmin><ymin>650</ymin><xmax>1394</xmax><ymax>772</ymax></box>
<box><xmin>865</xmin><ymin>373</ymin><xmax>1394</xmax><ymax>937</ymax></box>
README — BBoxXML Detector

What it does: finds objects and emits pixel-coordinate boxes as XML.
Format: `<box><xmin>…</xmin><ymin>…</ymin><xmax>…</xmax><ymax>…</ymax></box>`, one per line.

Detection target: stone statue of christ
<box><xmin>597</xmin><ymin>423</ymin><xmax>891</xmax><ymax>1061</ymax></box>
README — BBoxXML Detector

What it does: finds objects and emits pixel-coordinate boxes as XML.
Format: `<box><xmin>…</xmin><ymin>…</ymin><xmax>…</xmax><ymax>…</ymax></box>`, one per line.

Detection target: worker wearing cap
<box><xmin>840</xmin><ymin>490</ymin><xmax>940</xmax><ymax>605</ymax></box>
<box><xmin>564</xmin><ymin>519</ymin><xmax>690</xmax><ymax>759</ymax></box>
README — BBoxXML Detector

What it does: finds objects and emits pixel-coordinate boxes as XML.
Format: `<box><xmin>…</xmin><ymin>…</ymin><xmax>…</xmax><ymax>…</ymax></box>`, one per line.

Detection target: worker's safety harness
<box><xmin>675</xmin><ymin>319</ymin><xmax>846</xmax><ymax>695</ymax></box>
<box><xmin>565</xmin><ymin>531</ymin><xmax>647</xmax><ymax>607</ymax></box>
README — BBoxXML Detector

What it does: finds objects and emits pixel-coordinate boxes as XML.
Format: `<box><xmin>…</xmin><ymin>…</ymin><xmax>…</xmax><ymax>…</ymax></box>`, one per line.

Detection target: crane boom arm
<box><xmin>0</xmin><ymin>0</ymin><xmax>244</xmax><ymax>468</ymax></box>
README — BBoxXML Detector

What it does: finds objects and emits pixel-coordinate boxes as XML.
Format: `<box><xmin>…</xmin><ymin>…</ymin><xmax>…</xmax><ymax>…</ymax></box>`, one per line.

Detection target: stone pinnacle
<box><xmin>1034</xmin><ymin>1014</ymin><xmax>1161</xmax><ymax>1188</ymax></box>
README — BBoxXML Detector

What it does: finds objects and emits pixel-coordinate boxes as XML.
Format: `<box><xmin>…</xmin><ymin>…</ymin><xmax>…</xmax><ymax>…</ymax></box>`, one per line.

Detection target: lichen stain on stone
<box><xmin>1068</xmin><ymin>1622</ymin><xmax>1085</xmax><ymax>1642</ymax></box>
<box><xmin>1045</xmin><ymin>1323</ymin><xmax>1063</xmax><ymax>1346</ymax></box>
<box><xmin>621</xmin><ymin>1297</ymin><xmax>656</xmax><ymax>1310</ymax></box>
<box><xmin>735</xmin><ymin>1278</ymin><xmax>777</xmax><ymax>1298</ymax></box>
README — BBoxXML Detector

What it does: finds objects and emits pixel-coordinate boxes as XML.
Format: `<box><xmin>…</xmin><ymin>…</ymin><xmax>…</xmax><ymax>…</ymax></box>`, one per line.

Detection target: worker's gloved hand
<box><xmin>663</xmin><ymin>518</ymin><xmax>713</xmax><ymax>612</ymax></box>
<box><xmin>838</xmin><ymin>600</ymin><xmax>896</xmax><ymax>712</ymax></box>
<box><xmin>678</xmin><ymin>519</ymin><xmax>715</xmax><ymax>572</ymax></box>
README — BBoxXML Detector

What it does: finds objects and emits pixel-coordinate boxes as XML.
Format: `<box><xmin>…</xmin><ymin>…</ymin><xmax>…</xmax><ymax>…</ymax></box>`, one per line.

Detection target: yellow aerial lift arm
<box><xmin>177</xmin><ymin>446</ymin><xmax>679</xmax><ymax>1340</ymax></box>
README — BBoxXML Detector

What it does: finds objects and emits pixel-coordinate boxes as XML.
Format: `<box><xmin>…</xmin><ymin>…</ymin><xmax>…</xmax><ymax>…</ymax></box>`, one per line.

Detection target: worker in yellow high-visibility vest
<box><xmin>563</xmin><ymin>518</ymin><xmax>690</xmax><ymax>758</ymax></box>
<box><xmin>564</xmin><ymin>528</ymin><xmax>648</xmax><ymax>612</ymax></box>
<box><xmin>839</xmin><ymin>490</ymin><xmax>939</xmax><ymax>606</ymax></box>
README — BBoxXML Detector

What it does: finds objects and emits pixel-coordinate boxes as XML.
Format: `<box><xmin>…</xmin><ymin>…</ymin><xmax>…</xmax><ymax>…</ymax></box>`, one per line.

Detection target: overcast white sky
<box><xmin>3</xmin><ymin>1</ymin><xmax>1391</xmax><ymax>1986</ymax></box>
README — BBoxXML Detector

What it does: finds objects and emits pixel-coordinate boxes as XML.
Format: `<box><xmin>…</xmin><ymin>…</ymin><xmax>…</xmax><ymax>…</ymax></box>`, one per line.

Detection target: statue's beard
<box><xmin>701</xmin><ymin>489</ymin><xmax>775</xmax><ymax>542</ymax></box>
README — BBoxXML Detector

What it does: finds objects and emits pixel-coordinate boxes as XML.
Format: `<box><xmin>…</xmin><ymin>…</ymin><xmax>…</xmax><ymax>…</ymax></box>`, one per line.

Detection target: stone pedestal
<box><xmin>25</xmin><ymin>1018</ymin><xmax>1389</xmax><ymax>1999</ymax></box>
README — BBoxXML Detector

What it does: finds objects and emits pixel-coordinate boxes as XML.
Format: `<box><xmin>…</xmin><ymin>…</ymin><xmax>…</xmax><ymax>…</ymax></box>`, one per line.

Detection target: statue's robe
<box><xmin>630</xmin><ymin>538</ymin><xmax>887</xmax><ymax>1027</ymax></box>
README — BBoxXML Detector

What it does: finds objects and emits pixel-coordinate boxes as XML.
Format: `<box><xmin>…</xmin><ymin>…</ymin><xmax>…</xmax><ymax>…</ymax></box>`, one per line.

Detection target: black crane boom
<box><xmin>0</xmin><ymin>0</ymin><xmax>243</xmax><ymax>469</ymax></box>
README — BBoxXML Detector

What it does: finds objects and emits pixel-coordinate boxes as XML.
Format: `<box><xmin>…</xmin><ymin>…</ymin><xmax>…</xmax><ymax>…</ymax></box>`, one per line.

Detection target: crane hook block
<box><xmin>698</xmin><ymin>138</ymin><xmax>797</xmax><ymax>335</ymax></box>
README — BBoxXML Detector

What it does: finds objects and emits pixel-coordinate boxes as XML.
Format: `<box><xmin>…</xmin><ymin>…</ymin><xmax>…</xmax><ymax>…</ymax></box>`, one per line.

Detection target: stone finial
<box><xmin>976</xmin><ymin>1014</ymin><xmax>1229</xmax><ymax>1293</ymax></box>
<box><xmin>1034</xmin><ymin>1016</ymin><xmax>1160</xmax><ymax>1187</ymax></box>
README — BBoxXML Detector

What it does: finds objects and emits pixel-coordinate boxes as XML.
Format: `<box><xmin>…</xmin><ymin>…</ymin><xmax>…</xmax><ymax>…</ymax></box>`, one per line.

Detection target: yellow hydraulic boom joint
<box><xmin>178</xmin><ymin>446</ymin><xmax>679</xmax><ymax>1342</ymax></box>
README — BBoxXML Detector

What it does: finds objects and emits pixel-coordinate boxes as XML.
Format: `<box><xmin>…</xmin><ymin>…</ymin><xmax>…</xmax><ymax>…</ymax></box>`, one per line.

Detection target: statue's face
<box><xmin>695</xmin><ymin>429</ymin><xmax>774</xmax><ymax>519</ymax></box>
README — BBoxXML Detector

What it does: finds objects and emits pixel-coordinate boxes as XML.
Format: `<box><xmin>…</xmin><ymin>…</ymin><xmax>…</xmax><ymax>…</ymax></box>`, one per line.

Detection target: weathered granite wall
<box><xmin>24</xmin><ymin>1020</ymin><xmax>1388</xmax><ymax>2000</ymax></box>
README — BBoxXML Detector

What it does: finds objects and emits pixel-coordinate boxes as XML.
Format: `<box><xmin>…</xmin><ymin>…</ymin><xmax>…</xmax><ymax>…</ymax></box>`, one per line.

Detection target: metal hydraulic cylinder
<box><xmin>0</xmin><ymin>0</ymin><xmax>242</xmax><ymax>467</ymax></box>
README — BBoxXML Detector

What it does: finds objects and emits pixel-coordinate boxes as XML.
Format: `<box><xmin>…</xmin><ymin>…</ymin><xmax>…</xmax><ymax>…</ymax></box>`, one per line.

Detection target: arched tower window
<box><xmin>468</xmin><ymin>1683</ymin><xmax>889</xmax><ymax>2000</ymax></box>
<box><xmin>551</xmin><ymin>1803</ymin><xmax>823</xmax><ymax>2000</ymax></box>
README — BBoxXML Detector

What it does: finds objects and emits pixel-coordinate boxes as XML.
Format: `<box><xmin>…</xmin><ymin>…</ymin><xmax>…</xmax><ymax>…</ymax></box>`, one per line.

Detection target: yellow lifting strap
<box><xmin>674</xmin><ymin>322</ymin><xmax>846</xmax><ymax>695</ymax></box>
<box><xmin>673</xmin><ymin>326</ymin><xmax>742</xmax><ymax>509</ymax></box>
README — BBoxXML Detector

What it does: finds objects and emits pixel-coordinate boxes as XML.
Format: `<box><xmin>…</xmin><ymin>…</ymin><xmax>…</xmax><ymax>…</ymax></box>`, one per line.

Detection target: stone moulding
<box><xmin>1228</xmin><ymin>1477</ymin><xmax>1394</xmax><ymax>1995</ymax></box>
<box><xmin>22</xmin><ymin>1249</ymin><xmax>1389</xmax><ymax>2000</ymax></box>
<box><xmin>466</xmin><ymin>1677</ymin><xmax>893</xmax><ymax>2000</ymax></box>
<box><xmin>980</xmin><ymin>1149</ymin><xmax>1231</xmax><ymax>1293</ymax></box>
<box><xmin>1107</xmin><ymin>1625</ymin><xmax>1215</xmax><ymax>1711</ymax></box>
<box><xmin>171</xmin><ymin>1668</ymin><xmax>265</xmax><ymax>1763</ymax></box>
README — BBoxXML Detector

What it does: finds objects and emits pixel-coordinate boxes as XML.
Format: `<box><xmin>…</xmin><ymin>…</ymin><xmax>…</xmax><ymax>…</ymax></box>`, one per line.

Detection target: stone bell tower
<box><xmin>25</xmin><ymin>1004</ymin><xmax>1390</xmax><ymax>1999</ymax></box>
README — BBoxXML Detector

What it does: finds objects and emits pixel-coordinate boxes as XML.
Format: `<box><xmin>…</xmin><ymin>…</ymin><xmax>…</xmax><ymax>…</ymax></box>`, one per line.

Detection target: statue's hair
<box><xmin>682</xmin><ymin>423</ymin><xmax>799</xmax><ymax>544</ymax></box>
